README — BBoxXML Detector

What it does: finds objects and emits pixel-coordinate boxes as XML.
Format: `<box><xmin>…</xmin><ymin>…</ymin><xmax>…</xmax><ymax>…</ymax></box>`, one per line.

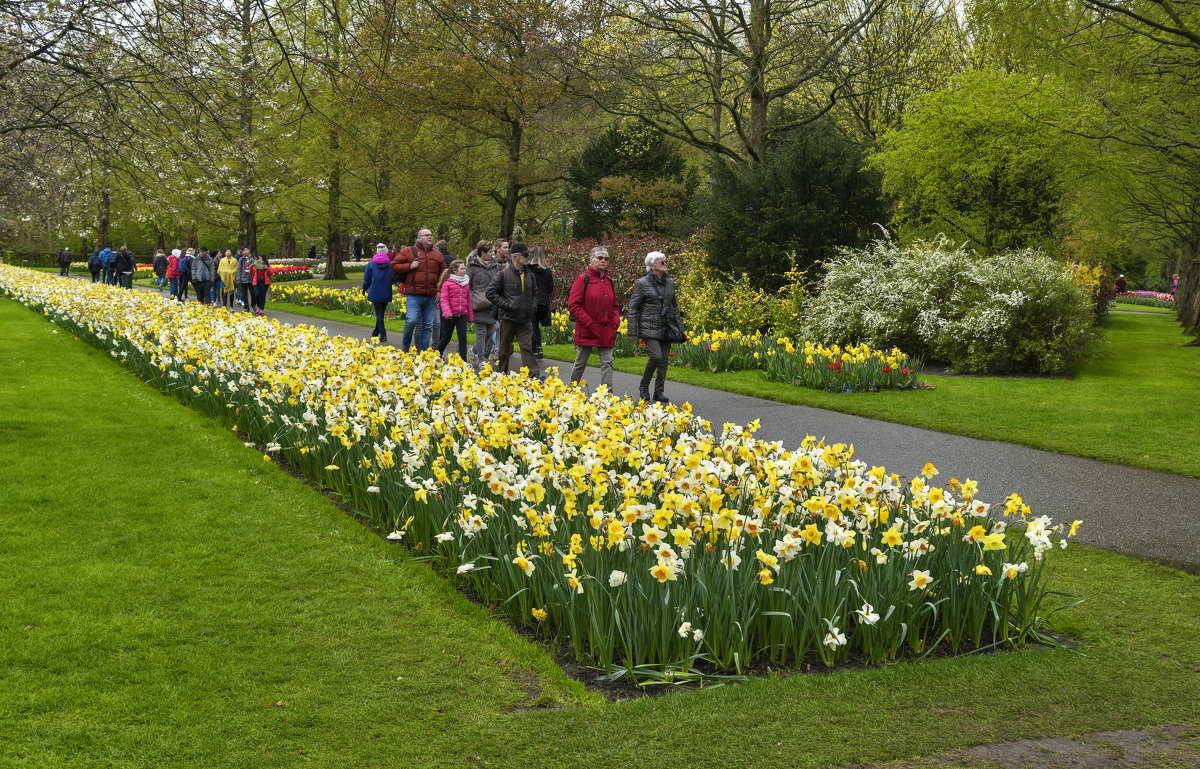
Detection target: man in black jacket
<box><xmin>485</xmin><ymin>242</ymin><xmax>539</xmax><ymax>378</ymax></box>
<box><xmin>114</xmin><ymin>247</ymin><xmax>136</xmax><ymax>289</ymax></box>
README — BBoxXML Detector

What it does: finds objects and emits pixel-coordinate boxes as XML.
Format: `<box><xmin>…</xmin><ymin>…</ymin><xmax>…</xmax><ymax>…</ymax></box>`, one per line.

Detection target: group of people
<box><xmin>152</xmin><ymin>247</ymin><xmax>272</xmax><ymax>313</ymax></box>
<box><xmin>75</xmin><ymin>244</ymin><xmax>274</xmax><ymax>313</ymax></box>
<box><xmin>83</xmin><ymin>247</ymin><xmax>138</xmax><ymax>288</ymax></box>
<box><xmin>365</xmin><ymin>227</ymin><xmax>685</xmax><ymax>403</ymax></box>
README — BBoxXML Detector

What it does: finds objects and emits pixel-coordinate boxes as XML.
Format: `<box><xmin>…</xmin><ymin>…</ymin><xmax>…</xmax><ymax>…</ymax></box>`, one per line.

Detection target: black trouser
<box><xmin>90</xmin><ymin>271</ymin><xmax>100</xmax><ymax>283</ymax></box>
<box><xmin>640</xmin><ymin>339</ymin><xmax>671</xmax><ymax>394</ymax></box>
<box><xmin>371</xmin><ymin>301</ymin><xmax>389</xmax><ymax>339</ymax></box>
<box><xmin>193</xmin><ymin>280</ymin><xmax>211</xmax><ymax>304</ymax></box>
<box><xmin>177</xmin><ymin>277</ymin><xmax>190</xmax><ymax>301</ymax></box>
<box><xmin>438</xmin><ymin>314</ymin><xmax>470</xmax><ymax>360</ymax></box>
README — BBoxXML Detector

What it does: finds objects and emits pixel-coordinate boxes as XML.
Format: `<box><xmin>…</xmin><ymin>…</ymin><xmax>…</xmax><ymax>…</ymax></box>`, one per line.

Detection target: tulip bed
<box><xmin>1116</xmin><ymin>291</ymin><xmax>1175</xmax><ymax>309</ymax></box>
<box><xmin>0</xmin><ymin>264</ymin><xmax>1079</xmax><ymax>682</ymax></box>
<box><xmin>271</xmin><ymin>282</ymin><xmax>402</xmax><ymax>318</ymax></box>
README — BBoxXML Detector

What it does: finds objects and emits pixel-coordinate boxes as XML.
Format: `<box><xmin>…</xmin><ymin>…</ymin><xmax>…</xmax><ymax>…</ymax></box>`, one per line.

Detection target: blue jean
<box><xmin>168</xmin><ymin>276</ymin><xmax>178</xmax><ymax>297</ymax></box>
<box><xmin>402</xmin><ymin>294</ymin><xmax>436</xmax><ymax>351</ymax></box>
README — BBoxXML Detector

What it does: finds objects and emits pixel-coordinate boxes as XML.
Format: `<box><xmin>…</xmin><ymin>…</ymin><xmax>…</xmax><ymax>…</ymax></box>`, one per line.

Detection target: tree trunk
<box><xmin>237</xmin><ymin>0</ymin><xmax>258</xmax><ymax>254</ymax></box>
<box><xmin>276</xmin><ymin>226</ymin><xmax>296</xmax><ymax>261</ymax></box>
<box><xmin>747</xmin><ymin>0</ymin><xmax>768</xmax><ymax>163</ymax></box>
<box><xmin>324</xmin><ymin>124</ymin><xmax>347</xmax><ymax>280</ymax></box>
<box><xmin>98</xmin><ymin>189</ymin><xmax>110</xmax><ymax>248</ymax></box>
<box><xmin>500</xmin><ymin>117</ymin><xmax>523</xmax><ymax>238</ymax></box>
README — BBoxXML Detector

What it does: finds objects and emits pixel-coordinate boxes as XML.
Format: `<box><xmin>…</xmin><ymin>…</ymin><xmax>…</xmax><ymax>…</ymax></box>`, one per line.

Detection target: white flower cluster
<box><xmin>803</xmin><ymin>236</ymin><xmax>1099</xmax><ymax>374</ymax></box>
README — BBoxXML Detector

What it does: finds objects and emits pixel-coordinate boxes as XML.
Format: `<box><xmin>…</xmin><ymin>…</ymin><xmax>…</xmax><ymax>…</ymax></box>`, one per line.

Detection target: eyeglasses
<box><xmin>594</xmin><ymin>256</ymin><xmax>608</xmax><ymax>260</ymax></box>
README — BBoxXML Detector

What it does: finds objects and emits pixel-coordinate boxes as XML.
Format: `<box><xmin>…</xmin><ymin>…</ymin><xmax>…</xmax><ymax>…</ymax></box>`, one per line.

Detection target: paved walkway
<box><xmin>68</xmin><ymin>276</ymin><xmax>1200</xmax><ymax>573</ymax></box>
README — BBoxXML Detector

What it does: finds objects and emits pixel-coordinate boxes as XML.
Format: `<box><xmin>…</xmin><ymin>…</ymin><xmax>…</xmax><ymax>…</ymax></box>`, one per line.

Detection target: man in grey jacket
<box><xmin>236</xmin><ymin>248</ymin><xmax>253</xmax><ymax>309</ymax></box>
<box><xmin>191</xmin><ymin>247</ymin><xmax>217</xmax><ymax>305</ymax></box>
<box><xmin>485</xmin><ymin>242</ymin><xmax>539</xmax><ymax>378</ymax></box>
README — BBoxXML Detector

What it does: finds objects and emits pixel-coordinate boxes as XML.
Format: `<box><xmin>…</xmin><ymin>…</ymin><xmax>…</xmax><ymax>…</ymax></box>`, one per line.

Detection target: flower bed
<box><xmin>270</xmin><ymin>283</ymin><xmax>402</xmax><ymax>318</ymax></box>
<box><xmin>267</xmin><ymin>265</ymin><xmax>313</xmax><ymax>282</ymax></box>
<box><xmin>544</xmin><ymin>312</ymin><xmax>924</xmax><ymax>392</ymax></box>
<box><xmin>0</xmin><ymin>264</ymin><xmax>1076</xmax><ymax>682</ymax></box>
<box><xmin>1116</xmin><ymin>291</ymin><xmax>1174</xmax><ymax>309</ymax></box>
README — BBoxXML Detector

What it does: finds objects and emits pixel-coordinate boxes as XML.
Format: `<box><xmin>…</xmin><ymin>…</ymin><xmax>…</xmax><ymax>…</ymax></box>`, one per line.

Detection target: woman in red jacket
<box><xmin>566</xmin><ymin>246</ymin><xmax>621</xmax><ymax>391</ymax></box>
<box><xmin>249</xmin><ymin>254</ymin><xmax>272</xmax><ymax>315</ymax></box>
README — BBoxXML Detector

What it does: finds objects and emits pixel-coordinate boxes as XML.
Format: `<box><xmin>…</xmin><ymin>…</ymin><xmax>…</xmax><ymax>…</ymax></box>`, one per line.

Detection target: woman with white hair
<box><xmin>566</xmin><ymin>245</ymin><xmax>620</xmax><ymax>390</ymax></box>
<box><xmin>627</xmin><ymin>250</ymin><xmax>686</xmax><ymax>403</ymax></box>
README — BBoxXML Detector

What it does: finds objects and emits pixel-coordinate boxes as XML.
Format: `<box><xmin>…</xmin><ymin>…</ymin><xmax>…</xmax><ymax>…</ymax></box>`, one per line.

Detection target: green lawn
<box><xmin>546</xmin><ymin>311</ymin><xmax>1200</xmax><ymax>478</ymax></box>
<box><xmin>3</xmin><ymin>297</ymin><xmax>1200</xmax><ymax>768</ymax></box>
<box><xmin>1113</xmin><ymin>301</ymin><xmax>1174</xmax><ymax>314</ymax></box>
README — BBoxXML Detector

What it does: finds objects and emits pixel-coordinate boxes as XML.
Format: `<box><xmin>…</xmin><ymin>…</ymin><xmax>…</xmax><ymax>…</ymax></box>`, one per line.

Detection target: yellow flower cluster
<box><xmin>0</xmin><ymin>264</ymin><xmax>1076</xmax><ymax>678</ymax></box>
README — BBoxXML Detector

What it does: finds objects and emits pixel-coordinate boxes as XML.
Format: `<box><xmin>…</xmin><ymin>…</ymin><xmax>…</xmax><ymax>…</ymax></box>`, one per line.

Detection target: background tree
<box><xmin>703</xmin><ymin>114</ymin><xmax>886</xmax><ymax>287</ymax></box>
<box><xmin>565</xmin><ymin>122</ymin><xmax>697</xmax><ymax>237</ymax></box>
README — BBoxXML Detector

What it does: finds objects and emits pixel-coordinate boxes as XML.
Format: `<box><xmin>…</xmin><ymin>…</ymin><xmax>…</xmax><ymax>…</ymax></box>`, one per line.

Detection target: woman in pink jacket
<box><xmin>437</xmin><ymin>259</ymin><xmax>474</xmax><ymax>361</ymax></box>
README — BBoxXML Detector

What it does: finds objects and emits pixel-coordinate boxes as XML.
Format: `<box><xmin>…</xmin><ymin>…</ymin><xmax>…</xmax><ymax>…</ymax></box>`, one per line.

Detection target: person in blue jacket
<box><xmin>362</xmin><ymin>243</ymin><xmax>394</xmax><ymax>343</ymax></box>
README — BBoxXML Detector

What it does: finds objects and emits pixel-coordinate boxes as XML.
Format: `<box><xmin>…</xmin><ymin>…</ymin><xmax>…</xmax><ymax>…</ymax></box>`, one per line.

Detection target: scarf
<box><xmin>450</xmin><ymin>274</ymin><xmax>470</xmax><ymax>286</ymax></box>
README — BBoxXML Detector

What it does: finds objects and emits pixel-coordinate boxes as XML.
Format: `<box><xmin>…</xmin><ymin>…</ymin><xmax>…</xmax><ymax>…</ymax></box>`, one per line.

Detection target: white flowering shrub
<box><xmin>804</xmin><ymin>237</ymin><xmax>1100</xmax><ymax>374</ymax></box>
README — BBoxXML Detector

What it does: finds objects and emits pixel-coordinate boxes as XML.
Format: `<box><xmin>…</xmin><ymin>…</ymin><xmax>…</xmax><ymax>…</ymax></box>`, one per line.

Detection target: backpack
<box><xmin>87</xmin><ymin>253</ymin><xmax>102</xmax><ymax>271</ymax></box>
<box><xmin>178</xmin><ymin>254</ymin><xmax>193</xmax><ymax>277</ymax></box>
<box><xmin>567</xmin><ymin>273</ymin><xmax>590</xmax><ymax>323</ymax></box>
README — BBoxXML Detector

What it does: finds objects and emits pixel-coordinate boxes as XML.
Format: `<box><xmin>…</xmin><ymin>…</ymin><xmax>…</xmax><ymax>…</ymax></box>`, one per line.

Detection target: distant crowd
<box><xmin>56</xmin><ymin>230</ymin><xmax>690</xmax><ymax>402</ymax></box>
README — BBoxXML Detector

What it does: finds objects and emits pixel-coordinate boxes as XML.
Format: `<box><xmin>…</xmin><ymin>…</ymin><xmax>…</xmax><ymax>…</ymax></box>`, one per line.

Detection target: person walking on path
<box><xmin>57</xmin><ymin>247</ymin><xmax>72</xmax><ymax>277</ymax></box>
<box><xmin>353</xmin><ymin>235</ymin><xmax>363</xmax><ymax>262</ymax></box>
<box><xmin>236</xmin><ymin>247</ymin><xmax>253</xmax><ymax>310</ymax></box>
<box><xmin>101</xmin><ymin>247</ymin><xmax>113</xmax><ymax>285</ymax></box>
<box><xmin>191</xmin><ymin>247</ymin><xmax>216</xmax><ymax>304</ymax></box>
<box><xmin>437</xmin><ymin>259</ymin><xmax>474</xmax><ymax>361</ymax></box>
<box><xmin>153</xmin><ymin>249</ymin><xmax>168</xmax><ymax>290</ymax></box>
<box><xmin>526</xmin><ymin>246</ymin><xmax>554</xmax><ymax>359</ymax></box>
<box><xmin>249</xmin><ymin>253</ymin><xmax>272</xmax><ymax>315</ymax></box>
<box><xmin>114</xmin><ymin>246</ymin><xmax>136</xmax><ymax>289</ymax></box>
<box><xmin>361</xmin><ymin>244</ymin><xmax>394</xmax><ymax>343</ymax></box>
<box><xmin>87</xmin><ymin>249</ymin><xmax>103</xmax><ymax>283</ymax></box>
<box><xmin>391</xmin><ymin>228</ymin><xmax>446</xmax><ymax>352</ymax></box>
<box><xmin>176</xmin><ymin>249</ymin><xmax>194</xmax><ymax>301</ymax></box>
<box><xmin>486</xmin><ymin>242</ymin><xmax>540</xmax><ymax>378</ymax></box>
<box><xmin>467</xmin><ymin>241</ymin><xmax>500</xmax><ymax>368</ymax></box>
<box><xmin>166</xmin><ymin>249</ymin><xmax>181</xmax><ymax>297</ymax></box>
<box><xmin>628</xmin><ymin>250</ymin><xmax>686</xmax><ymax>404</ymax></box>
<box><xmin>567</xmin><ymin>246</ymin><xmax>620</xmax><ymax>391</ymax></box>
<box><xmin>218</xmin><ymin>250</ymin><xmax>239</xmax><ymax>309</ymax></box>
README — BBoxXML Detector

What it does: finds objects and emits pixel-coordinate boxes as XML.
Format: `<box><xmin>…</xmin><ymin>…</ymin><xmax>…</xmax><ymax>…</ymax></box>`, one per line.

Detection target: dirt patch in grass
<box><xmin>854</xmin><ymin>724</ymin><xmax>1199</xmax><ymax>768</ymax></box>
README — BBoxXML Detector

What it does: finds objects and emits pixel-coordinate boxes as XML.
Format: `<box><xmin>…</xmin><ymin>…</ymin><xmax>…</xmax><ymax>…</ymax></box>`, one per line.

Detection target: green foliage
<box><xmin>566</xmin><ymin>123</ymin><xmax>698</xmax><ymax>238</ymax></box>
<box><xmin>702</xmin><ymin>116</ymin><xmax>886</xmax><ymax>290</ymax></box>
<box><xmin>674</xmin><ymin>247</ymin><xmax>809</xmax><ymax>336</ymax></box>
<box><xmin>871</xmin><ymin>69</ymin><xmax>1092</xmax><ymax>255</ymax></box>
<box><xmin>805</xmin><ymin>237</ymin><xmax>1102</xmax><ymax>374</ymax></box>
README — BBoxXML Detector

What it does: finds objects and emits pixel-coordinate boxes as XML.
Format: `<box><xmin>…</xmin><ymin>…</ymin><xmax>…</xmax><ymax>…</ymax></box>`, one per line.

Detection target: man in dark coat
<box><xmin>57</xmin><ymin>247</ymin><xmax>72</xmax><ymax>276</ymax></box>
<box><xmin>485</xmin><ymin>242</ymin><xmax>539</xmax><ymax>378</ymax></box>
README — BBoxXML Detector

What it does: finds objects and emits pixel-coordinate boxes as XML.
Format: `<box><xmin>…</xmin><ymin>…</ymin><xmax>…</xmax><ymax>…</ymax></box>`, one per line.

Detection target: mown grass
<box><xmin>548</xmin><ymin>311</ymin><xmax>1200</xmax><ymax>478</ymax></box>
<box><xmin>2</xmin><ymin>297</ymin><xmax>1200</xmax><ymax>769</ymax></box>
<box><xmin>1113</xmin><ymin>301</ymin><xmax>1174</xmax><ymax>315</ymax></box>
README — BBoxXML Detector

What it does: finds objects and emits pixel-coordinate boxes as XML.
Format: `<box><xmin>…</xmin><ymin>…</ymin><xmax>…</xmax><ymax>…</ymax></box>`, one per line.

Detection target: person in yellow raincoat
<box><xmin>217</xmin><ymin>249</ymin><xmax>239</xmax><ymax>310</ymax></box>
